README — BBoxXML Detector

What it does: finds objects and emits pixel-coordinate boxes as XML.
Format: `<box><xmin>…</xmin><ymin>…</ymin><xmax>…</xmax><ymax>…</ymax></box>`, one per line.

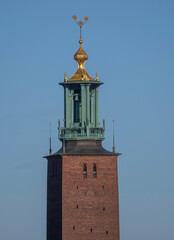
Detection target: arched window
<box><xmin>73</xmin><ymin>89</ymin><xmax>81</xmax><ymax>123</ymax></box>
<box><xmin>83</xmin><ymin>164</ymin><xmax>87</xmax><ymax>178</ymax></box>
<box><xmin>93</xmin><ymin>164</ymin><xmax>97</xmax><ymax>178</ymax></box>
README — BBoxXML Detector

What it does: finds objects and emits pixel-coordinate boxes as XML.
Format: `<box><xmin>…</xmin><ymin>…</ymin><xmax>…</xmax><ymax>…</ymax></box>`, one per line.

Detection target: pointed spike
<box><xmin>49</xmin><ymin>122</ymin><xmax>52</xmax><ymax>155</ymax></box>
<box><xmin>58</xmin><ymin>119</ymin><xmax>60</xmax><ymax>128</ymax></box>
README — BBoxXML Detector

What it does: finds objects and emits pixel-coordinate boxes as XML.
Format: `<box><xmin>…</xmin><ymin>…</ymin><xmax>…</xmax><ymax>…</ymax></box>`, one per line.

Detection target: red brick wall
<box><xmin>62</xmin><ymin>155</ymin><xmax>119</xmax><ymax>240</ymax></box>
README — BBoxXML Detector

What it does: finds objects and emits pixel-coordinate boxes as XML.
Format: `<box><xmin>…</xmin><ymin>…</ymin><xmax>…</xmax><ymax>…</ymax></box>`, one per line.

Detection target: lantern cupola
<box><xmin>58</xmin><ymin>18</ymin><xmax>105</xmax><ymax>141</ymax></box>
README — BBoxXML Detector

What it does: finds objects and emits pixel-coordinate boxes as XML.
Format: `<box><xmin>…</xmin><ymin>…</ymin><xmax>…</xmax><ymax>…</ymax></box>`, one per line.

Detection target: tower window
<box><xmin>73</xmin><ymin>226</ymin><xmax>75</xmax><ymax>230</ymax></box>
<box><xmin>90</xmin><ymin>228</ymin><xmax>93</xmax><ymax>232</ymax></box>
<box><xmin>83</xmin><ymin>164</ymin><xmax>87</xmax><ymax>178</ymax></box>
<box><xmin>106</xmin><ymin>231</ymin><xmax>108</xmax><ymax>235</ymax></box>
<box><xmin>103</xmin><ymin>185</ymin><xmax>104</xmax><ymax>189</ymax></box>
<box><xmin>76</xmin><ymin>204</ymin><xmax>78</xmax><ymax>209</ymax></box>
<box><xmin>93</xmin><ymin>164</ymin><xmax>97</xmax><ymax>178</ymax></box>
<box><xmin>103</xmin><ymin>207</ymin><xmax>105</xmax><ymax>211</ymax></box>
<box><xmin>73</xmin><ymin>89</ymin><xmax>81</xmax><ymax>123</ymax></box>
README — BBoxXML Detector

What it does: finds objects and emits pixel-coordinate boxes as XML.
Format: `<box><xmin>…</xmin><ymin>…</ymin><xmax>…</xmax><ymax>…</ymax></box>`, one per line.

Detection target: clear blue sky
<box><xmin>0</xmin><ymin>0</ymin><xmax>174</xmax><ymax>239</ymax></box>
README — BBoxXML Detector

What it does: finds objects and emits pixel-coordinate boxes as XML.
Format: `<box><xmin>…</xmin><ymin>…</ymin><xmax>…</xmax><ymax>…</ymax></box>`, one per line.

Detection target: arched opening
<box><xmin>73</xmin><ymin>89</ymin><xmax>81</xmax><ymax>123</ymax></box>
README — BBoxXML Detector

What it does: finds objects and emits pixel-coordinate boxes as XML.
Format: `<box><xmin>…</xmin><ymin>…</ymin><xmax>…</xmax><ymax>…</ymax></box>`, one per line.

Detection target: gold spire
<box><xmin>74</xmin><ymin>36</ymin><xmax>88</xmax><ymax>69</ymax></box>
<box><xmin>65</xmin><ymin>16</ymin><xmax>96</xmax><ymax>82</ymax></box>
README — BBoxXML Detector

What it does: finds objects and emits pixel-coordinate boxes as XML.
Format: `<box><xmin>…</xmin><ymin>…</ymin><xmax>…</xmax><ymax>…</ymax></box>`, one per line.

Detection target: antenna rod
<box><xmin>80</xmin><ymin>25</ymin><xmax>82</xmax><ymax>39</ymax></box>
<box><xmin>49</xmin><ymin>122</ymin><xmax>52</xmax><ymax>155</ymax></box>
<box><xmin>113</xmin><ymin>120</ymin><xmax>115</xmax><ymax>153</ymax></box>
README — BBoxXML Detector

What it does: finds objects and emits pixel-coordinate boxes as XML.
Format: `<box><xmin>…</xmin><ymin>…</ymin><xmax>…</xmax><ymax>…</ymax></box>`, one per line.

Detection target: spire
<box><xmin>65</xmin><ymin>15</ymin><xmax>95</xmax><ymax>82</ymax></box>
<box><xmin>112</xmin><ymin>120</ymin><xmax>115</xmax><ymax>153</ymax></box>
<box><xmin>49</xmin><ymin>122</ymin><xmax>52</xmax><ymax>155</ymax></box>
<box><xmin>72</xmin><ymin>15</ymin><xmax>89</xmax><ymax>69</ymax></box>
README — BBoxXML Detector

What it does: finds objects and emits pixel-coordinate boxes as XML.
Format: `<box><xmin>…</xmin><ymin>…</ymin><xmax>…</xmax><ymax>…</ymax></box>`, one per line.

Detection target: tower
<box><xmin>45</xmin><ymin>17</ymin><xmax>120</xmax><ymax>240</ymax></box>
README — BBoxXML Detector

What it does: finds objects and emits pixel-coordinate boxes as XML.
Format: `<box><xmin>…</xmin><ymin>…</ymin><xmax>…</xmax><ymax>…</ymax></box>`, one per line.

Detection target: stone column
<box><xmin>81</xmin><ymin>84</ymin><xmax>86</xmax><ymax>128</ymax></box>
<box><xmin>86</xmin><ymin>84</ymin><xmax>90</xmax><ymax>126</ymax></box>
<box><xmin>70</xmin><ymin>89</ymin><xmax>74</xmax><ymax>125</ymax></box>
<box><xmin>91</xmin><ymin>89</ymin><xmax>94</xmax><ymax>125</ymax></box>
<box><xmin>65</xmin><ymin>87</ymin><xmax>69</xmax><ymax>127</ymax></box>
<box><xmin>86</xmin><ymin>84</ymin><xmax>90</xmax><ymax>136</ymax></box>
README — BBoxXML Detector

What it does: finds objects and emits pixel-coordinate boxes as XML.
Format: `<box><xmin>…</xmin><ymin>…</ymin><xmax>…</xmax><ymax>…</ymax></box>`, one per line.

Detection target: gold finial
<box><xmin>68</xmin><ymin>16</ymin><xmax>95</xmax><ymax>82</ymax></box>
<box><xmin>79</xmin><ymin>36</ymin><xmax>83</xmax><ymax>45</ymax></box>
<box><xmin>64</xmin><ymin>72</ymin><xmax>68</xmax><ymax>82</ymax></box>
<box><xmin>72</xmin><ymin>15</ymin><xmax>89</xmax><ymax>41</ymax></box>
<box><xmin>71</xmin><ymin>15</ymin><xmax>89</xmax><ymax>70</ymax></box>
<box><xmin>96</xmin><ymin>73</ymin><xmax>99</xmax><ymax>81</ymax></box>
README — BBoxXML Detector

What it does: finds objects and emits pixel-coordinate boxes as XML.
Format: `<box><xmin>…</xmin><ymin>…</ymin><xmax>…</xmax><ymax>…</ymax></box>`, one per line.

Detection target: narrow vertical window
<box><xmin>83</xmin><ymin>164</ymin><xmax>87</xmax><ymax>178</ymax></box>
<box><xmin>73</xmin><ymin>89</ymin><xmax>81</xmax><ymax>123</ymax></box>
<box><xmin>93</xmin><ymin>164</ymin><xmax>97</xmax><ymax>178</ymax></box>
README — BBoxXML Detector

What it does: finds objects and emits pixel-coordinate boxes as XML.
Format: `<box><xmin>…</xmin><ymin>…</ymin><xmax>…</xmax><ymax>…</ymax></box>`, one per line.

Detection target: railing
<box><xmin>58</xmin><ymin>126</ymin><xmax>105</xmax><ymax>140</ymax></box>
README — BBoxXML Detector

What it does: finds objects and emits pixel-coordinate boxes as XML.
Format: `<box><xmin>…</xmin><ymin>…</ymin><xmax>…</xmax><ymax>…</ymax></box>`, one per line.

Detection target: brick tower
<box><xmin>45</xmin><ymin>17</ymin><xmax>120</xmax><ymax>240</ymax></box>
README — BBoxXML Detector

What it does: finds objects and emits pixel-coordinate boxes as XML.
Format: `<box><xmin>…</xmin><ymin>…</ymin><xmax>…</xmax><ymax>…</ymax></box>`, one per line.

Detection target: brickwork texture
<box><xmin>47</xmin><ymin>154</ymin><xmax>119</xmax><ymax>240</ymax></box>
